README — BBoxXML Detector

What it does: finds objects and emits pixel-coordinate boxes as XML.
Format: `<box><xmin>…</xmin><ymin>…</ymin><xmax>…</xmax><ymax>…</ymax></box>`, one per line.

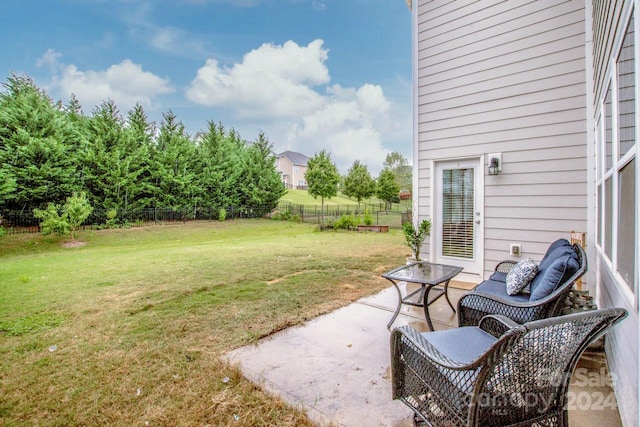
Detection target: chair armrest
<box><xmin>457</xmin><ymin>291</ymin><xmax>547</xmax><ymax>326</ymax></box>
<box><xmin>495</xmin><ymin>260</ymin><xmax>517</xmax><ymax>273</ymax></box>
<box><xmin>478</xmin><ymin>314</ymin><xmax>520</xmax><ymax>338</ymax></box>
<box><xmin>459</xmin><ymin>290</ymin><xmax>538</xmax><ymax>309</ymax></box>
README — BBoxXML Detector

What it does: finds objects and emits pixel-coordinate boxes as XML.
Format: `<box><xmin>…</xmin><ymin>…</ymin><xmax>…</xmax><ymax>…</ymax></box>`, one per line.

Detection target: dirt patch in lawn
<box><xmin>61</xmin><ymin>240</ymin><xmax>87</xmax><ymax>248</ymax></box>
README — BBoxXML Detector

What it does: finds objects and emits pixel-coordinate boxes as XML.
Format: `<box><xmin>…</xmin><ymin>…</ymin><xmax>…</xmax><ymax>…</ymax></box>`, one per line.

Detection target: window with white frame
<box><xmin>596</xmin><ymin>9</ymin><xmax>638</xmax><ymax>299</ymax></box>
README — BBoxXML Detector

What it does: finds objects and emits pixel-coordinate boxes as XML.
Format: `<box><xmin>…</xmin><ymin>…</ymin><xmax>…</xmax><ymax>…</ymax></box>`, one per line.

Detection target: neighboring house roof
<box><xmin>278</xmin><ymin>151</ymin><xmax>309</xmax><ymax>166</ymax></box>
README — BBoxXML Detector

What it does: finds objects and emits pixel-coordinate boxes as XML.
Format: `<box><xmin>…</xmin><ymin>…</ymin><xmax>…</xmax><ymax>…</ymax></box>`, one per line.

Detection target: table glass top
<box><xmin>382</xmin><ymin>262</ymin><xmax>463</xmax><ymax>285</ymax></box>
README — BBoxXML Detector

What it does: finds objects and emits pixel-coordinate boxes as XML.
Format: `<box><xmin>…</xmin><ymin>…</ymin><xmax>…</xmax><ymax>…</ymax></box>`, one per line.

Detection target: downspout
<box><xmin>410</xmin><ymin>0</ymin><xmax>424</xmax><ymax>255</ymax></box>
<box><xmin>584</xmin><ymin>0</ymin><xmax>596</xmax><ymax>297</ymax></box>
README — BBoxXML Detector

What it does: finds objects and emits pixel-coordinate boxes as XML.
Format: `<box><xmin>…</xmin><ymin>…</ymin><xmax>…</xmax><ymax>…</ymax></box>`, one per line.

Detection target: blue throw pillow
<box><xmin>538</xmin><ymin>239</ymin><xmax>572</xmax><ymax>271</ymax></box>
<box><xmin>506</xmin><ymin>258</ymin><xmax>538</xmax><ymax>295</ymax></box>
<box><xmin>529</xmin><ymin>254</ymin><xmax>579</xmax><ymax>301</ymax></box>
<box><xmin>545</xmin><ymin>238</ymin><xmax>572</xmax><ymax>255</ymax></box>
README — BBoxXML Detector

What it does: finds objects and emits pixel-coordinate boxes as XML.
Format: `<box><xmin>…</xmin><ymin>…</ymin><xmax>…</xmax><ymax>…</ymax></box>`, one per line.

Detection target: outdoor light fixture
<box><xmin>488</xmin><ymin>153</ymin><xmax>502</xmax><ymax>176</ymax></box>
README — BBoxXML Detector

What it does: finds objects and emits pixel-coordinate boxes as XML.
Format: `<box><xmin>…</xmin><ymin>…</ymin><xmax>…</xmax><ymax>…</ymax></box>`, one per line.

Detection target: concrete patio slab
<box><xmin>224</xmin><ymin>284</ymin><xmax>622</xmax><ymax>427</ymax></box>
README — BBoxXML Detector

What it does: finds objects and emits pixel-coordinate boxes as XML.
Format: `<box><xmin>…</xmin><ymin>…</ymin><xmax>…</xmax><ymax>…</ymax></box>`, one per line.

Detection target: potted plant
<box><xmin>403</xmin><ymin>218</ymin><xmax>431</xmax><ymax>262</ymax></box>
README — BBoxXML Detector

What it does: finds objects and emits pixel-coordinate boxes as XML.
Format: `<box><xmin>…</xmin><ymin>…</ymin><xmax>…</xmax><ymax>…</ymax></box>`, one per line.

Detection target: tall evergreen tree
<box><xmin>0</xmin><ymin>72</ymin><xmax>292</xmax><ymax>219</ymax></box>
<box><xmin>0</xmin><ymin>73</ymin><xmax>81</xmax><ymax>211</ymax></box>
<box><xmin>153</xmin><ymin>111</ymin><xmax>197</xmax><ymax>211</ymax></box>
<box><xmin>83</xmin><ymin>100</ymin><xmax>128</xmax><ymax>212</ymax></box>
<box><xmin>122</xmin><ymin>103</ymin><xmax>157</xmax><ymax>211</ymax></box>
<box><xmin>236</xmin><ymin>132</ymin><xmax>286</xmax><ymax>209</ymax></box>
<box><xmin>195</xmin><ymin>121</ymin><xmax>243</xmax><ymax>212</ymax></box>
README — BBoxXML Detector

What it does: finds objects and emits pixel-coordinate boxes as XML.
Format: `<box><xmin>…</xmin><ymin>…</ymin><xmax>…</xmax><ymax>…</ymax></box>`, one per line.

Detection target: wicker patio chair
<box><xmin>391</xmin><ymin>308</ymin><xmax>627</xmax><ymax>427</ymax></box>
<box><xmin>458</xmin><ymin>240</ymin><xmax>587</xmax><ymax>327</ymax></box>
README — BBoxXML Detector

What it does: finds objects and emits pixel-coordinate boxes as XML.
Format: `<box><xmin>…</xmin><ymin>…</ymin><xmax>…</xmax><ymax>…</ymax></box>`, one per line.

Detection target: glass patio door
<box><xmin>434</xmin><ymin>159</ymin><xmax>483</xmax><ymax>277</ymax></box>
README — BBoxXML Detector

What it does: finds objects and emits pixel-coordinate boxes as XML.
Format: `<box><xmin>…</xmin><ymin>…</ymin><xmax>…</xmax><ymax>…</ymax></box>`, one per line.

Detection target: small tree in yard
<box><xmin>376</xmin><ymin>169</ymin><xmax>400</xmax><ymax>210</ymax></box>
<box><xmin>305</xmin><ymin>150</ymin><xmax>340</xmax><ymax>222</ymax></box>
<box><xmin>343</xmin><ymin>160</ymin><xmax>375</xmax><ymax>209</ymax></box>
<box><xmin>33</xmin><ymin>192</ymin><xmax>93</xmax><ymax>241</ymax></box>
<box><xmin>383</xmin><ymin>151</ymin><xmax>412</xmax><ymax>193</ymax></box>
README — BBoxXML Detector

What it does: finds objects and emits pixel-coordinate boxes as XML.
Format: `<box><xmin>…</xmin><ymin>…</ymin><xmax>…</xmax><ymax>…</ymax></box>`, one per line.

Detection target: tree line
<box><xmin>305</xmin><ymin>150</ymin><xmax>411</xmax><ymax>214</ymax></box>
<box><xmin>0</xmin><ymin>74</ymin><xmax>285</xmax><ymax>222</ymax></box>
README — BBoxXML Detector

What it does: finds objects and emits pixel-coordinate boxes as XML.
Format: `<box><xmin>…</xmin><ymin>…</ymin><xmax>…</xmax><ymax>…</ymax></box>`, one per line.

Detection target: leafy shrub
<box><xmin>33</xmin><ymin>192</ymin><xmax>93</xmax><ymax>241</ymax></box>
<box><xmin>272</xmin><ymin>208</ymin><xmax>292</xmax><ymax>221</ymax></box>
<box><xmin>332</xmin><ymin>214</ymin><xmax>358</xmax><ymax>230</ymax></box>
<box><xmin>271</xmin><ymin>208</ymin><xmax>302</xmax><ymax>223</ymax></box>
<box><xmin>219</xmin><ymin>208</ymin><xmax>227</xmax><ymax>221</ymax></box>
<box><xmin>0</xmin><ymin>226</ymin><xmax>5</xmax><ymax>237</ymax></box>
<box><xmin>106</xmin><ymin>208</ymin><xmax>118</xmax><ymax>228</ymax></box>
<box><xmin>33</xmin><ymin>203</ymin><xmax>70</xmax><ymax>236</ymax></box>
<box><xmin>363</xmin><ymin>209</ymin><xmax>373</xmax><ymax>226</ymax></box>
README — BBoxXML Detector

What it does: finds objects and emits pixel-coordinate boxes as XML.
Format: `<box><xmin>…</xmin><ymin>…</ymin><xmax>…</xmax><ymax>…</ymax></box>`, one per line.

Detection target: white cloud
<box><xmin>187</xmin><ymin>39</ymin><xmax>399</xmax><ymax>173</ymax></box>
<box><xmin>311</xmin><ymin>1</ymin><xmax>326</xmax><ymax>12</ymax></box>
<box><xmin>285</xmin><ymin>85</ymin><xmax>391</xmax><ymax>173</ymax></box>
<box><xmin>187</xmin><ymin>39</ymin><xmax>329</xmax><ymax>118</ymax></box>
<box><xmin>47</xmin><ymin>56</ymin><xmax>174</xmax><ymax>113</ymax></box>
<box><xmin>122</xmin><ymin>2</ymin><xmax>212</xmax><ymax>61</ymax></box>
<box><xmin>36</xmin><ymin>49</ymin><xmax>63</xmax><ymax>72</ymax></box>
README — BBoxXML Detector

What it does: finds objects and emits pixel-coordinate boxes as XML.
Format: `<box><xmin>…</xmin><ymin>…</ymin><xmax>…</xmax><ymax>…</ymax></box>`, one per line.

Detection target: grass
<box><xmin>280</xmin><ymin>189</ymin><xmax>357</xmax><ymax>206</ymax></box>
<box><xmin>0</xmin><ymin>219</ymin><xmax>408</xmax><ymax>426</ymax></box>
<box><xmin>280</xmin><ymin>189</ymin><xmax>411</xmax><ymax>212</ymax></box>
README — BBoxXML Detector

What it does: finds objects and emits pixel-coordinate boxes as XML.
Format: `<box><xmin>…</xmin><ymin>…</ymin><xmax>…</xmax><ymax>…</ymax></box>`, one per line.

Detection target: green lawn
<box><xmin>280</xmin><ymin>189</ymin><xmax>411</xmax><ymax>212</ymax></box>
<box><xmin>280</xmin><ymin>188</ymin><xmax>356</xmax><ymax>205</ymax></box>
<box><xmin>0</xmin><ymin>220</ymin><xmax>407</xmax><ymax>426</ymax></box>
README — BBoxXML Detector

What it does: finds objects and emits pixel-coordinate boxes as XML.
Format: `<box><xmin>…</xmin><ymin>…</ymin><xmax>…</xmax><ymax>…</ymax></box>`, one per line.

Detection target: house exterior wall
<box><xmin>413</xmin><ymin>0</ymin><xmax>638</xmax><ymax>424</ymax></box>
<box><xmin>414</xmin><ymin>0</ymin><xmax>589</xmax><ymax>275</ymax></box>
<box><xmin>588</xmin><ymin>1</ymin><xmax>639</xmax><ymax>426</ymax></box>
<box><xmin>277</xmin><ymin>156</ymin><xmax>294</xmax><ymax>188</ymax></box>
<box><xmin>276</xmin><ymin>156</ymin><xmax>307</xmax><ymax>189</ymax></box>
<box><xmin>294</xmin><ymin>165</ymin><xmax>308</xmax><ymax>189</ymax></box>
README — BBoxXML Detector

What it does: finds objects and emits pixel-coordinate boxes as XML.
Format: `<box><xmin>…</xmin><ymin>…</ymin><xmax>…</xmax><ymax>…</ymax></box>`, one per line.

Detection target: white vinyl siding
<box><xmin>415</xmin><ymin>0</ymin><xmax>588</xmax><ymax>272</ymax></box>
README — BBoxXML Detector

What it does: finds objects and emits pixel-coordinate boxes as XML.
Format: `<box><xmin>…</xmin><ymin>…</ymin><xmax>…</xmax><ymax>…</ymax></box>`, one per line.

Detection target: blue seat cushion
<box><xmin>489</xmin><ymin>271</ymin><xmax>507</xmax><ymax>282</ymax></box>
<box><xmin>529</xmin><ymin>253</ymin><xmax>580</xmax><ymax>301</ymax></box>
<box><xmin>474</xmin><ymin>279</ymin><xmax>530</xmax><ymax>303</ymax></box>
<box><xmin>422</xmin><ymin>326</ymin><xmax>496</xmax><ymax>364</ymax></box>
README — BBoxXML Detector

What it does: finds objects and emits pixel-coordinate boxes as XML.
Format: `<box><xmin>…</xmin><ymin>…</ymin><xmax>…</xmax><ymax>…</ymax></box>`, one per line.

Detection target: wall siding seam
<box><xmin>418</xmin><ymin>0</ymin><xmax>576</xmax><ymax>43</ymax></box>
<box><xmin>419</xmin><ymin>97</ymin><xmax>587</xmax><ymax>128</ymax></box>
<box><xmin>419</xmin><ymin>90</ymin><xmax>587</xmax><ymax>118</ymax></box>
<box><xmin>418</xmin><ymin>32</ymin><xmax>586</xmax><ymax>76</ymax></box>
<box><xmin>419</xmin><ymin>11</ymin><xmax>585</xmax><ymax>59</ymax></box>
<box><xmin>418</xmin><ymin>51</ymin><xmax>586</xmax><ymax>88</ymax></box>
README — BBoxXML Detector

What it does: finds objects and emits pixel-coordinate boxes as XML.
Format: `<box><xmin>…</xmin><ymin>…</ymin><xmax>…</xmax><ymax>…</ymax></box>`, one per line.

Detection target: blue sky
<box><xmin>2</xmin><ymin>0</ymin><xmax>412</xmax><ymax>174</ymax></box>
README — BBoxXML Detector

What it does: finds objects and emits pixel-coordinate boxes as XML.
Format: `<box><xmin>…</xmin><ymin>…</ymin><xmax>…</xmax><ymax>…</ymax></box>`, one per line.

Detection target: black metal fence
<box><xmin>1</xmin><ymin>203</ymin><xmax>411</xmax><ymax>235</ymax></box>
<box><xmin>275</xmin><ymin>202</ymin><xmax>408</xmax><ymax>229</ymax></box>
<box><xmin>0</xmin><ymin>205</ymin><xmax>276</xmax><ymax>235</ymax></box>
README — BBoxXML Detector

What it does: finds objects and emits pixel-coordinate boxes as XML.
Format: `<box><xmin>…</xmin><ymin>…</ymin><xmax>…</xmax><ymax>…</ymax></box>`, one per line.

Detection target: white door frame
<box><xmin>430</xmin><ymin>156</ymin><xmax>485</xmax><ymax>282</ymax></box>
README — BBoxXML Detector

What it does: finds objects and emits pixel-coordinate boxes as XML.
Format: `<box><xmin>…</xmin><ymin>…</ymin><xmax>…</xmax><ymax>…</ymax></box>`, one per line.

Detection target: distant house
<box><xmin>408</xmin><ymin>1</ymin><xmax>638</xmax><ymax>425</ymax></box>
<box><xmin>276</xmin><ymin>151</ymin><xmax>309</xmax><ymax>190</ymax></box>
